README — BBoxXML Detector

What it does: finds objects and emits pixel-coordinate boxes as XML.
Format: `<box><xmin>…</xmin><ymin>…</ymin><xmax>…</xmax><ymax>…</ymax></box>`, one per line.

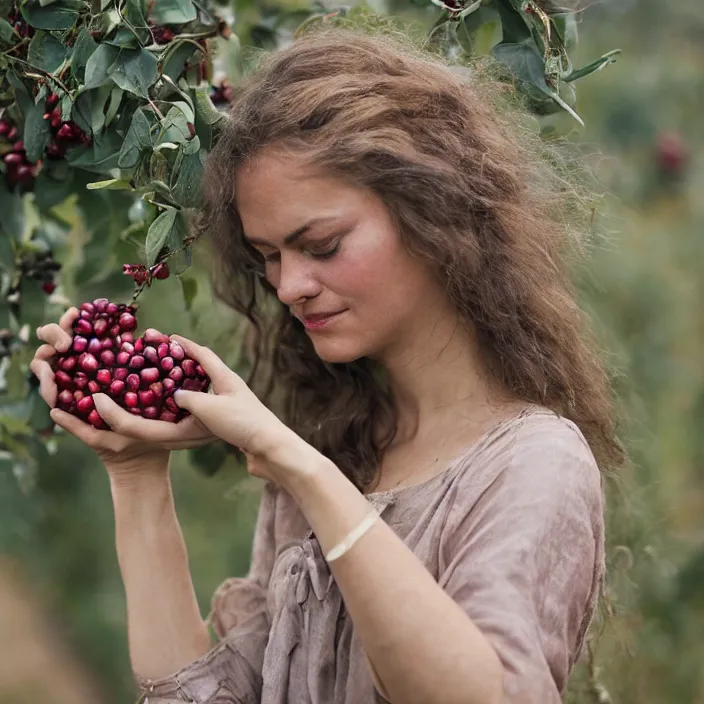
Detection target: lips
<box><xmin>300</xmin><ymin>309</ymin><xmax>347</xmax><ymax>330</ymax></box>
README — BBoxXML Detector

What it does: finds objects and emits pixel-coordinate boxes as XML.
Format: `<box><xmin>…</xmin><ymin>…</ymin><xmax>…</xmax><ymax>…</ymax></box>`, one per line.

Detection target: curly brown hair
<box><xmin>198</xmin><ymin>23</ymin><xmax>626</xmax><ymax>492</ymax></box>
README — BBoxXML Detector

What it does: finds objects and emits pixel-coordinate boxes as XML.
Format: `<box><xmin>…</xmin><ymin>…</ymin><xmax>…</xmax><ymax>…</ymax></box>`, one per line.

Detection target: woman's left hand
<box><xmin>92</xmin><ymin>335</ymin><xmax>318</xmax><ymax>487</ymax></box>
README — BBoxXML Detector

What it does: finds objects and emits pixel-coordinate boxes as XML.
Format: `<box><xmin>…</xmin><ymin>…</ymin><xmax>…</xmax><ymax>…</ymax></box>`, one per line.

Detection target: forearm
<box><xmin>283</xmin><ymin>446</ymin><xmax>503</xmax><ymax>704</ymax></box>
<box><xmin>109</xmin><ymin>463</ymin><xmax>211</xmax><ymax>684</ymax></box>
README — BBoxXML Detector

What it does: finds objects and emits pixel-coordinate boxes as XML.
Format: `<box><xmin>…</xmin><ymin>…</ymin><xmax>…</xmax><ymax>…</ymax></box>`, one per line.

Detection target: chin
<box><xmin>310</xmin><ymin>339</ymin><xmax>367</xmax><ymax>365</ymax></box>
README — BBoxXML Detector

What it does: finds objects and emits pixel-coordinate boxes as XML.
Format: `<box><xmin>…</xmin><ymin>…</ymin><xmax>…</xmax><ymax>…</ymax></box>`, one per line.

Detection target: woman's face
<box><xmin>235</xmin><ymin>149</ymin><xmax>445</xmax><ymax>364</ymax></box>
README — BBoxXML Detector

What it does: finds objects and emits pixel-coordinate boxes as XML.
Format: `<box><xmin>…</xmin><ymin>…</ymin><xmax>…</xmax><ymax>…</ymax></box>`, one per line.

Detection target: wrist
<box><xmin>275</xmin><ymin>437</ymin><xmax>333</xmax><ymax>503</ymax></box>
<box><xmin>106</xmin><ymin>451</ymin><xmax>171</xmax><ymax>492</ymax></box>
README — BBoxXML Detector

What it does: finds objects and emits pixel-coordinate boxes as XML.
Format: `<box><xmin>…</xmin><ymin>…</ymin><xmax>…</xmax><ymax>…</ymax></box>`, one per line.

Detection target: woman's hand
<box><xmin>166</xmin><ymin>335</ymin><xmax>323</xmax><ymax>488</ymax></box>
<box><xmin>30</xmin><ymin>310</ymin><xmax>215</xmax><ymax>481</ymax></box>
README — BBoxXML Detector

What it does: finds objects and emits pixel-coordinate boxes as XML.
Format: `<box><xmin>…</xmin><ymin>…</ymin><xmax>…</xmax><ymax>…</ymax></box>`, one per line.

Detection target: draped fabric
<box><xmin>137</xmin><ymin>407</ymin><xmax>605</xmax><ymax>704</ymax></box>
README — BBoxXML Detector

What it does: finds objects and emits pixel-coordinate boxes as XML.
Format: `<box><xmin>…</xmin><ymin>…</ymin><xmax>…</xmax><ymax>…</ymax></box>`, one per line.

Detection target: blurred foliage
<box><xmin>1</xmin><ymin>0</ymin><xmax>703</xmax><ymax>703</ymax></box>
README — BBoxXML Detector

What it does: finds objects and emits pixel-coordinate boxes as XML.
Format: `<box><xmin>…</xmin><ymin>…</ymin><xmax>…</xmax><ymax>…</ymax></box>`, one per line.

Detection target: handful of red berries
<box><xmin>52</xmin><ymin>298</ymin><xmax>210</xmax><ymax>429</ymax></box>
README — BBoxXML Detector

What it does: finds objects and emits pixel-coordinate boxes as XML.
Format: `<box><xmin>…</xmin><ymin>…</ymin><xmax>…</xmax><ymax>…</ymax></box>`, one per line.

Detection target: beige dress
<box><xmin>138</xmin><ymin>407</ymin><xmax>605</xmax><ymax>703</ymax></box>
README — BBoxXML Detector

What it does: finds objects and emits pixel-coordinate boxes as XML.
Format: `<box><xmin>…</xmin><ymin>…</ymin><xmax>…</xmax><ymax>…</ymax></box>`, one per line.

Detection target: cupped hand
<box><xmin>167</xmin><ymin>335</ymin><xmax>318</xmax><ymax>487</ymax></box>
<box><xmin>30</xmin><ymin>309</ymin><xmax>215</xmax><ymax>479</ymax></box>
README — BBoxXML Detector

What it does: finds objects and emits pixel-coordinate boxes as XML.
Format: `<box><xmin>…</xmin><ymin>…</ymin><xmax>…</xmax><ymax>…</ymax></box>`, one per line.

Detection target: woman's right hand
<box><xmin>30</xmin><ymin>308</ymin><xmax>215</xmax><ymax>482</ymax></box>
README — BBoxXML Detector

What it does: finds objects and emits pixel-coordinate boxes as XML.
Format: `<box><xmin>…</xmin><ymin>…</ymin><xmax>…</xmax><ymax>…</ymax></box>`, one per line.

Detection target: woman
<box><xmin>30</xmin><ymin>26</ymin><xmax>624</xmax><ymax>704</ymax></box>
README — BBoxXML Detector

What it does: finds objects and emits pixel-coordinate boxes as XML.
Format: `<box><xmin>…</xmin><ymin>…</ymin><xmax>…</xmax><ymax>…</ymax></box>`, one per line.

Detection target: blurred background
<box><xmin>1</xmin><ymin>0</ymin><xmax>703</xmax><ymax>702</ymax></box>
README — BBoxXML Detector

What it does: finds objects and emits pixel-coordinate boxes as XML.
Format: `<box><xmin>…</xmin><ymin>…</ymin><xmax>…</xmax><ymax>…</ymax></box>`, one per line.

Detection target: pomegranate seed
<box><xmin>144</xmin><ymin>328</ymin><xmax>169</xmax><ymax>345</ymax></box>
<box><xmin>140</xmin><ymin>367</ymin><xmax>160</xmax><ymax>385</ymax></box>
<box><xmin>74</xmin><ymin>390</ymin><xmax>85</xmax><ymax>402</ymax></box>
<box><xmin>80</xmin><ymin>302</ymin><xmax>95</xmax><ymax>314</ymax></box>
<box><xmin>159</xmin><ymin>356</ymin><xmax>174</xmax><ymax>372</ymax></box>
<box><xmin>55</xmin><ymin>370</ymin><xmax>72</xmax><ymax>388</ymax></box>
<box><xmin>75</xmin><ymin>319</ymin><xmax>93</xmax><ymax>335</ymax></box>
<box><xmin>57</xmin><ymin>390</ymin><xmax>73</xmax><ymax>408</ymax></box>
<box><xmin>119</xmin><ymin>312</ymin><xmax>136</xmax><ymax>331</ymax></box>
<box><xmin>149</xmin><ymin>381</ymin><xmax>163</xmax><ymax>396</ymax></box>
<box><xmin>126</xmin><ymin>374</ymin><xmax>140</xmax><ymax>391</ymax></box>
<box><xmin>181</xmin><ymin>359</ymin><xmax>196</xmax><ymax>377</ymax></box>
<box><xmin>101</xmin><ymin>338</ymin><xmax>114</xmax><ymax>349</ymax></box>
<box><xmin>121</xmin><ymin>341</ymin><xmax>135</xmax><ymax>355</ymax></box>
<box><xmin>165</xmin><ymin>396</ymin><xmax>179</xmax><ymax>412</ymax></box>
<box><xmin>124</xmin><ymin>392</ymin><xmax>138</xmax><ymax>408</ymax></box>
<box><xmin>116</xmin><ymin>351</ymin><xmax>130</xmax><ymax>365</ymax></box>
<box><xmin>93</xmin><ymin>319</ymin><xmax>108</xmax><ymax>337</ymax></box>
<box><xmin>78</xmin><ymin>352</ymin><xmax>99</xmax><ymax>373</ymax></box>
<box><xmin>168</xmin><ymin>366</ymin><xmax>183</xmax><ymax>382</ymax></box>
<box><xmin>114</xmin><ymin>368</ymin><xmax>128</xmax><ymax>381</ymax></box>
<box><xmin>110</xmin><ymin>324</ymin><xmax>121</xmax><ymax>337</ymax></box>
<box><xmin>143</xmin><ymin>406</ymin><xmax>159</xmax><ymax>419</ymax></box>
<box><xmin>60</xmin><ymin>356</ymin><xmax>77</xmax><ymax>371</ymax></box>
<box><xmin>77</xmin><ymin>396</ymin><xmax>94</xmax><ymax>414</ymax></box>
<box><xmin>128</xmin><ymin>407</ymin><xmax>143</xmax><ymax>416</ymax></box>
<box><xmin>163</xmin><ymin>378</ymin><xmax>176</xmax><ymax>393</ymax></box>
<box><xmin>87</xmin><ymin>338</ymin><xmax>102</xmax><ymax>355</ymax></box>
<box><xmin>134</xmin><ymin>338</ymin><xmax>144</xmax><ymax>352</ymax></box>
<box><xmin>96</xmin><ymin>369</ymin><xmax>111</xmax><ymax>385</ymax></box>
<box><xmin>87</xmin><ymin>410</ymin><xmax>106</xmax><ymax>428</ymax></box>
<box><xmin>143</xmin><ymin>345</ymin><xmax>158</xmax><ymax>363</ymax></box>
<box><xmin>72</xmin><ymin>336</ymin><xmax>88</xmax><ymax>353</ymax></box>
<box><xmin>160</xmin><ymin>411</ymin><xmax>178</xmax><ymax>422</ymax></box>
<box><xmin>139</xmin><ymin>390</ymin><xmax>156</xmax><ymax>406</ymax></box>
<box><xmin>94</xmin><ymin>298</ymin><xmax>109</xmax><ymax>312</ymax></box>
<box><xmin>169</xmin><ymin>341</ymin><xmax>185</xmax><ymax>360</ymax></box>
<box><xmin>106</xmin><ymin>302</ymin><xmax>118</xmax><ymax>315</ymax></box>
<box><xmin>110</xmin><ymin>380</ymin><xmax>125</xmax><ymax>395</ymax></box>
<box><xmin>121</xmin><ymin>332</ymin><xmax>134</xmax><ymax>343</ymax></box>
<box><xmin>128</xmin><ymin>355</ymin><xmax>145</xmax><ymax>370</ymax></box>
<box><xmin>157</xmin><ymin>342</ymin><xmax>169</xmax><ymax>358</ymax></box>
<box><xmin>100</xmin><ymin>350</ymin><xmax>115</xmax><ymax>366</ymax></box>
<box><xmin>87</xmin><ymin>380</ymin><xmax>100</xmax><ymax>394</ymax></box>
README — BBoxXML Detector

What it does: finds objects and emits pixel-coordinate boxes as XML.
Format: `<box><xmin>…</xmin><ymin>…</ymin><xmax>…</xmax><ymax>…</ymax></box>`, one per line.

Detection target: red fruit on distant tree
<box><xmin>51</xmin><ymin>298</ymin><xmax>210</xmax><ymax>428</ymax></box>
<box><xmin>656</xmin><ymin>130</ymin><xmax>688</xmax><ymax>176</ymax></box>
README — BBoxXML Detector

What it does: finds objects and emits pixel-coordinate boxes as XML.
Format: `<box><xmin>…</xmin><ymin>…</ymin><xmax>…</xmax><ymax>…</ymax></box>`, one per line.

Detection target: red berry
<box><xmin>42</xmin><ymin>280</ymin><xmax>56</xmax><ymax>295</ymax></box>
<box><xmin>7</xmin><ymin>126</ymin><xmax>18</xmax><ymax>141</ymax></box>
<box><xmin>110</xmin><ymin>380</ymin><xmax>125</xmax><ymax>396</ymax></box>
<box><xmin>126</xmin><ymin>374</ymin><xmax>141</xmax><ymax>391</ymax></box>
<box><xmin>4</xmin><ymin>152</ymin><xmax>24</xmax><ymax>165</ymax></box>
<box><xmin>119</xmin><ymin>312</ymin><xmax>136</xmax><ymax>331</ymax></box>
<box><xmin>124</xmin><ymin>392</ymin><xmax>138</xmax><ymax>408</ymax></box>
<box><xmin>96</xmin><ymin>369</ymin><xmax>112</xmax><ymax>385</ymax></box>
<box><xmin>87</xmin><ymin>410</ymin><xmax>106</xmax><ymax>428</ymax></box>
<box><xmin>77</xmin><ymin>396</ymin><xmax>94</xmax><ymax>414</ymax></box>
<box><xmin>152</xmin><ymin>263</ymin><xmax>170</xmax><ymax>280</ymax></box>
<box><xmin>87</xmin><ymin>380</ymin><xmax>100</xmax><ymax>394</ymax></box>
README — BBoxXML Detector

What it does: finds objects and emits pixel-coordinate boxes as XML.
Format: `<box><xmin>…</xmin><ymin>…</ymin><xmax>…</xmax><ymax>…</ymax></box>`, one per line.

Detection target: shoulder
<box><xmin>446</xmin><ymin>406</ymin><xmax>604</xmax><ymax>534</ymax></box>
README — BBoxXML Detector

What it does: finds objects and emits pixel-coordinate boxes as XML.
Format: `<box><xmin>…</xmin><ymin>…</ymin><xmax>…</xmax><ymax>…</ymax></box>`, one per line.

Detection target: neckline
<box><xmin>364</xmin><ymin>404</ymin><xmax>547</xmax><ymax>499</ymax></box>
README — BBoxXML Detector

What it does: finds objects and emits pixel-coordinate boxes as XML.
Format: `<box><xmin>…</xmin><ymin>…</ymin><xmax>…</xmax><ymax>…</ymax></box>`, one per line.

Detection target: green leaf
<box><xmin>65</xmin><ymin>130</ymin><xmax>123</xmax><ymax>173</ymax></box>
<box><xmin>90</xmin><ymin>83</ymin><xmax>113</xmax><ymax>133</ymax></box>
<box><xmin>32</xmin><ymin>168</ymin><xmax>75</xmax><ymax>211</ymax></box>
<box><xmin>145</xmin><ymin>207</ymin><xmax>177</xmax><ymax>266</ymax></box>
<box><xmin>171</xmin><ymin>148</ymin><xmax>202</xmax><ymax>207</ymax></box>
<box><xmin>193</xmin><ymin>86</ymin><xmax>223</xmax><ymax>126</ymax></box>
<box><xmin>27</xmin><ymin>30</ymin><xmax>68</xmax><ymax>72</ymax></box>
<box><xmin>20</xmin><ymin>0</ymin><xmax>79</xmax><ymax>30</ymax></box>
<box><xmin>86</xmin><ymin>178</ymin><xmax>132</xmax><ymax>190</ymax></box>
<box><xmin>0</xmin><ymin>184</ymin><xmax>22</xmax><ymax>257</ymax></box>
<box><xmin>117</xmin><ymin>107</ymin><xmax>153</xmax><ymax>169</ymax></box>
<box><xmin>0</xmin><ymin>18</ymin><xmax>15</xmax><ymax>45</ymax></box>
<box><xmin>104</xmin><ymin>85</ymin><xmax>123</xmax><ymax>127</ymax></box>
<box><xmin>492</xmin><ymin>39</ymin><xmax>584</xmax><ymax>125</ymax></box>
<box><xmin>563</xmin><ymin>49</ymin><xmax>621</xmax><ymax>83</ymax></box>
<box><xmin>159</xmin><ymin>104</ymin><xmax>191</xmax><ymax>144</ymax></box>
<box><xmin>6</xmin><ymin>73</ymin><xmax>33</xmax><ymax>114</ymax></box>
<box><xmin>83</xmin><ymin>43</ymin><xmax>120</xmax><ymax>89</ymax></box>
<box><xmin>71</xmin><ymin>27</ymin><xmax>98</xmax><ymax>81</ymax></box>
<box><xmin>162</xmin><ymin>41</ymin><xmax>198</xmax><ymax>83</ymax></box>
<box><xmin>150</xmin><ymin>0</ymin><xmax>197</xmax><ymax>26</ymax></box>
<box><xmin>178</xmin><ymin>275</ymin><xmax>197</xmax><ymax>311</ymax></box>
<box><xmin>23</xmin><ymin>102</ymin><xmax>51</xmax><ymax>163</ymax></box>
<box><xmin>107</xmin><ymin>48</ymin><xmax>158</xmax><ymax>99</ymax></box>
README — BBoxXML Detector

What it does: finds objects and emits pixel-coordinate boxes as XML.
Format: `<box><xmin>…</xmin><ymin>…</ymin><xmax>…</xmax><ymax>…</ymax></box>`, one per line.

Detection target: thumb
<box><xmin>173</xmin><ymin>388</ymin><xmax>210</xmax><ymax>414</ymax></box>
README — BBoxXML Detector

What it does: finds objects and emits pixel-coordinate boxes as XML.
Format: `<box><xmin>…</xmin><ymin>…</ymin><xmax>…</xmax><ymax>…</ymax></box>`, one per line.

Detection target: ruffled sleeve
<box><xmin>136</xmin><ymin>481</ymin><xmax>279</xmax><ymax>703</ymax></box>
<box><xmin>437</xmin><ymin>419</ymin><xmax>605</xmax><ymax>703</ymax></box>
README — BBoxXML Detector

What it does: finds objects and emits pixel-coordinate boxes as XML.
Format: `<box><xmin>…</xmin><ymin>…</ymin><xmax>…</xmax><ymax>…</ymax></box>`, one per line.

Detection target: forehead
<box><xmin>234</xmin><ymin>150</ymin><xmax>357</xmax><ymax>239</ymax></box>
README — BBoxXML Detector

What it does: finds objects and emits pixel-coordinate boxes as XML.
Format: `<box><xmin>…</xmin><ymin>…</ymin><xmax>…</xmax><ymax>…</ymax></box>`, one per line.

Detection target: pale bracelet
<box><xmin>325</xmin><ymin>508</ymin><xmax>380</xmax><ymax>563</ymax></box>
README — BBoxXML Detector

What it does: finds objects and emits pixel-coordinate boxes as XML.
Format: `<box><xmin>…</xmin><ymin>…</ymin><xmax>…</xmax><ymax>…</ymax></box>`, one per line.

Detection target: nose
<box><xmin>274</xmin><ymin>252</ymin><xmax>322</xmax><ymax>306</ymax></box>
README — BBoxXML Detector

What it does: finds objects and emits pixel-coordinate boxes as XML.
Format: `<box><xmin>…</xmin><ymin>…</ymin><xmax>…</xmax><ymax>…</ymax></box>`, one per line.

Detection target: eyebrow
<box><xmin>244</xmin><ymin>218</ymin><xmax>335</xmax><ymax>248</ymax></box>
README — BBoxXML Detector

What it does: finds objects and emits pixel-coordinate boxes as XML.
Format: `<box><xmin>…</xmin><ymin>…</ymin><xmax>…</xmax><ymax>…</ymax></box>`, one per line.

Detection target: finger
<box><xmin>34</xmin><ymin>343</ymin><xmax>59</xmax><ymax>362</ymax></box>
<box><xmin>29</xmin><ymin>356</ymin><xmax>58</xmax><ymax>408</ymax></box>
<box><xmin>49</xmin><ymin>408</ymin><xmax>128</xmax><ymax>453</ymax></box>
<box><xmin>36</xmin><ymin>323</ymin><xmax>72</xmax><ymax>353</ymax></box>
<box><xmin>169</xmin><ymin>335</ymin><xmax>240</xmax><ymax>394</ymax></box>
<box><xmin>59</xmin><ymin>307</ymin><xmax>80</xmax><ymax>332</ymax></box>
<box><xmin>92</xmin><ymin>393</ymin><xmax>213</xmax><ymax>444</ymax></box>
